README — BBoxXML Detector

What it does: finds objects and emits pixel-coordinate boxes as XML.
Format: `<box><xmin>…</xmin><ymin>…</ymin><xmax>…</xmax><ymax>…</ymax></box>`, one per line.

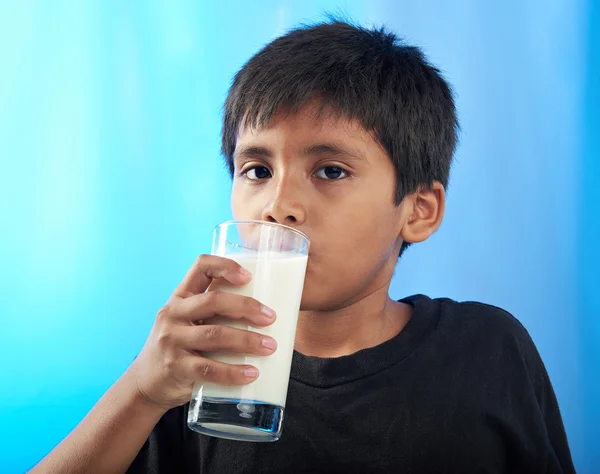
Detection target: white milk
<box><xmin>191</xmin><ymin>252</ymin><xmax>308</xmax><ymax>408</ymax></box>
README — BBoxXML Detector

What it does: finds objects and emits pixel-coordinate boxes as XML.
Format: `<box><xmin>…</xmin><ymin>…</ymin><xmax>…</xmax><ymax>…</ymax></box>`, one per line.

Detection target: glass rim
<box><xmin>215</xmin><ymin>219</ymin><xmax>310</xmax><ymax>243</ymax></box>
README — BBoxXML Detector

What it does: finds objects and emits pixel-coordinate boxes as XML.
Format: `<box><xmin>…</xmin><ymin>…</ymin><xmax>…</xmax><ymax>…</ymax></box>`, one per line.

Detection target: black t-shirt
<box><xmin>127</xmin><ymin>295</ymin><xmax>575</xmax><ymax>473</ymax></box>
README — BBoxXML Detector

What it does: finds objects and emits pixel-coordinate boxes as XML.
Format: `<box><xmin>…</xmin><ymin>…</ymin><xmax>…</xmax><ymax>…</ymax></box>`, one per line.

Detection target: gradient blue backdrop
<box><xmin>0</xmin><ymin>1</ymin><xmax>598</xmax><ymax>472</ymax></box>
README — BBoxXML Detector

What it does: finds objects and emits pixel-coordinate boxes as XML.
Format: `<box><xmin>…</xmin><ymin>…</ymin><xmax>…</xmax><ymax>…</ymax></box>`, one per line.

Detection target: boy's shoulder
<box><xmin>438</xmin><ymin>296</ymin><xmax>524</xmax><ymax>328</ymax></box>
<box><xmin>405</xmin><ymin>294</ymin><xmax>547</xmax><ymax>383</ymax></box>
<box><xmin>408</xmin><ymin>294</ymin><xmax>537</xmax><ymax>350</ymax></box>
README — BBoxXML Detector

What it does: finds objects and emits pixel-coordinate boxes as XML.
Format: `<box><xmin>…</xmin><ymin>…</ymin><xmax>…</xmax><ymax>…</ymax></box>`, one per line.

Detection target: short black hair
<box><xmin>222</xmin><ymin>19</ymin><xmax>459</xmax><ymax>257</ymax></box>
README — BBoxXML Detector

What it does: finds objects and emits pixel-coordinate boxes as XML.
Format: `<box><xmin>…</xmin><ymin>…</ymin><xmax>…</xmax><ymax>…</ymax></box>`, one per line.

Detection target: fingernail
<box><xmin>261</xmin><ymin>305</ymin><xmax>276</xmax><ymax>319</ymax></box>
<box><xmin>239</xmin><ymin>267</ymin><xmax>251</xmax><ymax>277</ymax></box>
<box><xmin>261</xmin><ymin>337</ymin><xmax>277</xmax><ymax>350</ymax></box>
<box><xmin>243</xmin><ymin>367</ymin><xmax>259</xmax><ymax>378</ymax></box>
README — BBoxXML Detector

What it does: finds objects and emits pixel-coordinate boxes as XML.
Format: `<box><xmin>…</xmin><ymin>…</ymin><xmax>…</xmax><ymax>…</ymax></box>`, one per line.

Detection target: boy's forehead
<box><xmin>236</xmin><ymin>100</ymin><xmax>368</xmax><ymax>145</ymax></box>
<box><xmin>233</xmin><ymin>102</ymin><xmax>387</xmax><ymax>164</ymax></box>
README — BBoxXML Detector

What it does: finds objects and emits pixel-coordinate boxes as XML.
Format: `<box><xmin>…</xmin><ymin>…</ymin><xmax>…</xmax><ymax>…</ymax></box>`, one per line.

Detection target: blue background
<box><xmin>0</xmin><ymin>1</ymin><xmax>598</xmax><ymax>472</ymax></box>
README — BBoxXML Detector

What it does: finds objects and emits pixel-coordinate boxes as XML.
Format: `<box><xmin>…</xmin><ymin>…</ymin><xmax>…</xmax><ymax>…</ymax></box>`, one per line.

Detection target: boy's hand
<box><xmin>127</xmin><ymin>254</ymin><xmax>277</xmax><ymax>410</ymax></box>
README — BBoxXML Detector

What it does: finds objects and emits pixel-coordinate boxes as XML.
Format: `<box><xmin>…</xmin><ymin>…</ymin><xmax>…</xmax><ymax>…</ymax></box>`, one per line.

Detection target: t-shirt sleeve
<box><xmin>515</xmin><ymin>324</ymin><xmax>576</xmax><ymax>473</ymax></box>
<box><xmin>488</xmin><ymin>306</ymin><xmax>577</xmax><ymax>474</ymax></box>
<box><xmin>460</xmin><ymin>301</ymin><xmax>576</xmax><ymax>473</ymax></box>
<box><xmin>126</xmin><ymin>406</ymin><xmax>186</xmax><ymax>474</ymax></box>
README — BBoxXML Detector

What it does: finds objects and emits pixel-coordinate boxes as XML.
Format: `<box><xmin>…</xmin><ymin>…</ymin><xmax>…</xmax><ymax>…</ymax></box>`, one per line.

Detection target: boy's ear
<box><xmin>400</xmin><ymin>182</ymin><xmax>446</xmax><ymax>244</ymax></box>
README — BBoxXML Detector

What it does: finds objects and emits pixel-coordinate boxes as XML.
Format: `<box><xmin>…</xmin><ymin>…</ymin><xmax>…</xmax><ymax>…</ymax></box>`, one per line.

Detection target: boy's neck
<box><xmin>294</xmin><ymin>286</ymin><xmax>413</xmax><ymax>358</ymax></box>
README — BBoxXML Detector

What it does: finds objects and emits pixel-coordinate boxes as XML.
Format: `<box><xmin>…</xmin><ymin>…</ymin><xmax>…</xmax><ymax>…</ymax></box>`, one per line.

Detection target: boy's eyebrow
<box><xmin>234</xmin><ymin>142</ymin><xmax>366</xmax><ymax>162</ymax></box>
<box><xmin>234</xmin><ymin>146</ymin><xmax>273</xmax><ymax>160</ymax></box>
<box><xmin>300</xmin><ymin>143</ymin><xmax>366</xmax><ymax>161</ymax></box>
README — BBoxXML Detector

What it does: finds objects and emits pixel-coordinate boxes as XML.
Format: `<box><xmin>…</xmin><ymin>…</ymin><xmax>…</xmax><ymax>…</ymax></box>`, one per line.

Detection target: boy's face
<box><xmin>230</xmin><ymin>101</ymin><xmax>413</xmax><ymax>311</ymax></box>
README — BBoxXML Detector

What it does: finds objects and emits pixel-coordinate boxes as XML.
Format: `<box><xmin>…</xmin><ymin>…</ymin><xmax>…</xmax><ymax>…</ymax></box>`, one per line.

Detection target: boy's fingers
<box><xmin>180</xmin><ymin>354</ymin><xmax>259</xmax><ymax>386</ymax></box>
<box><xmin>170</xmin><ymin>325</ymin><xmax>277</xmax><ymax>356</ymax></box>
<box><xmin>170</xmin><ymin>254</ymin><xmax>251</xmax><ymax>300</ymax></box>
<box><xmin>162</xmin><ymin>291</ymin><xmax>276</xmax><ymax>326</ymax></box>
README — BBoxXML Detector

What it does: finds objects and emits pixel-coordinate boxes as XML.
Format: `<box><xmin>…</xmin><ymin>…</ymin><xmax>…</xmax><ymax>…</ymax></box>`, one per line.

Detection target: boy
<box><xmin>33</xmin><ymin>20</ymin><xmax>575</xmax><ymax>473</ymax></box>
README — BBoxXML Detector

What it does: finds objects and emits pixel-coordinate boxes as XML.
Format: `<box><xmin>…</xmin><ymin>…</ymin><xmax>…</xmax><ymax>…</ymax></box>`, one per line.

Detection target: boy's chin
<box><xmin>298</xmin><ymin>292</ymin><xmax>325</xmax><ymax>312</ymax></box>
<box><xmin>298</xmin><ymin>290</ymin><xmax>348</xmax><ymax>313</ymax></box>
<box><xmin>298</xmin><ymin>282</ymin><xmax>330</xmax><ymax>312</ymax></box>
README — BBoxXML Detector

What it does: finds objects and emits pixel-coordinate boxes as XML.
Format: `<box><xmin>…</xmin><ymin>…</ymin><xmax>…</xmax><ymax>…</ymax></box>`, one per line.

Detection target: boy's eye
<box><xmin>242</xmin><ymin>165</ymin><xmax>348</xmax><ymax>181</ymax></box>
<box><xmin>314</xmin><ymin>166</ymin><xmax>348</xmax><ymax>180</ymax></box>
<box><xmin>244</xmin><ymin>166</ymin><xmax>272</xmax><ymax>180</ymax></box>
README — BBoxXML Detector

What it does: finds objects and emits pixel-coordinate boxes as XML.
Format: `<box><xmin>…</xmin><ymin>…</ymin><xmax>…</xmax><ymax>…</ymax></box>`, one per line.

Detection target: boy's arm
<box><xmin>532</xmin><ymin>359</ymin><xmax>576</xmax><ymax>473</ymax></box>
<box><xmin>29</xmin><ymin>368</ymin><xmax>168</xmax><ymax>474</ymax></box>
<box><xmin>29</xmin><ymin>255</ymin><xmax>275</xmax><ymax>473</ymax></box>
<box><xmin>513</xmin><ymin>319</ymin><xmax>576</xmax><ymax>473</ymax></box>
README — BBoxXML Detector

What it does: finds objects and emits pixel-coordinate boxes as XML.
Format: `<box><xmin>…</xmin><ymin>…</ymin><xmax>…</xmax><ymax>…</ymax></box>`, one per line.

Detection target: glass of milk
<box><xmin>187</xmin><ymin>220</ymin><xmax>309</xmax><ymax>442</ymax></box>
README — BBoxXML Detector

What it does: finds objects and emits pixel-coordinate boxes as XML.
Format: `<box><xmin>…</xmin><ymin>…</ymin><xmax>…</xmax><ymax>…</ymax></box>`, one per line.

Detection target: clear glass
<box><xmin>187</xmin><ymin>220</ymin><xmax>310</xmax><ymax>442</ymax></box>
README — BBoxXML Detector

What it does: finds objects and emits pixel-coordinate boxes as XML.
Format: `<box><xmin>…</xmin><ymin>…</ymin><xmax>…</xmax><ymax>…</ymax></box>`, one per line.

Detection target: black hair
<box><xmin>222</xmin><ymin>19</ymin><xmax>459</xmax><ymax>257</ymax></box>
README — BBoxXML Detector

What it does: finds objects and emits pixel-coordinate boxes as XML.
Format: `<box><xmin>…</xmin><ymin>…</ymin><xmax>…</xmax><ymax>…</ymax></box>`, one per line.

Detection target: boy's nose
<box><xmin>261</xmin><ymin>183</ymin><xmax>306</xmax><ymax>227</ymax></box>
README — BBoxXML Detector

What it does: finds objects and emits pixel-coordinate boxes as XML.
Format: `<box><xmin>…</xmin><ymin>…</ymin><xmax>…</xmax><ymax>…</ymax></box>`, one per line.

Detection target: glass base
<box><xmin>187</xmin><ymin>397</ymin><xmax>284</xmax><ymax>442</ymax></box>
